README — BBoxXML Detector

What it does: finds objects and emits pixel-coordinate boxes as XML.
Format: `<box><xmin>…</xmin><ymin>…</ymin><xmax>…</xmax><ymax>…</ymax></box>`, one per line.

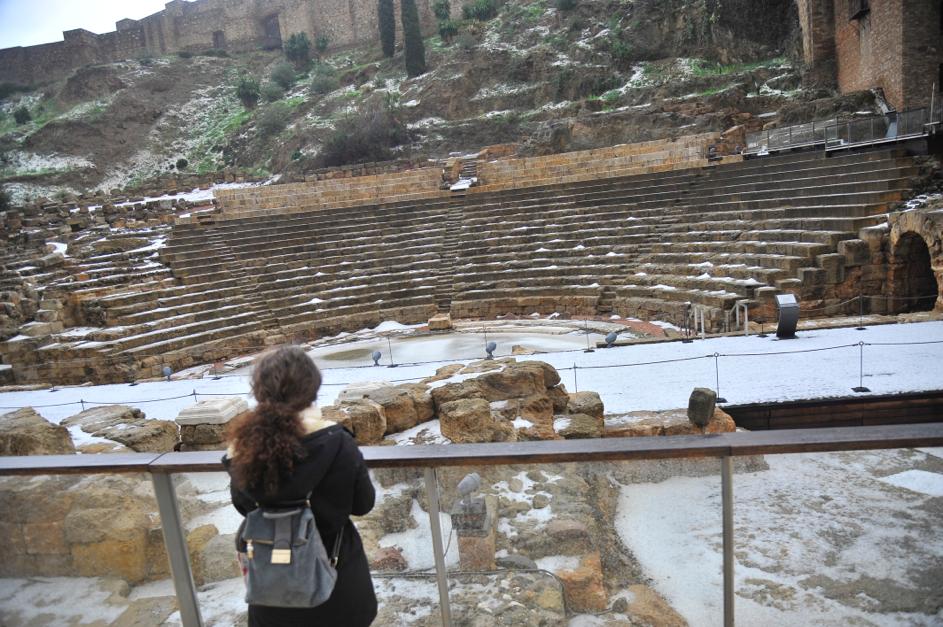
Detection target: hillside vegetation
<box><xmin>0</xmin><ymin>0</ymin><xmax>876</xmax><ymax>204</ymax></box>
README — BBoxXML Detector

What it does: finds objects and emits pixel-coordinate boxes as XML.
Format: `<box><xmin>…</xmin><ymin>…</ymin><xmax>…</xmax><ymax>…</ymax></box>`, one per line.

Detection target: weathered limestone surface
<box><xmin>605</xmin><ymin>407</ymin><xmax>737</xmax><ymax>438</ymax></box>
<box><xmin>63</xmin><ymin>405</ymin><xmax>178</xmax><ymax>453</ymax></box>
<box><xmin>0</xmin><ymin>407</ymin><xmax>75</xmax><ymax>456</ymax></box>
<box><xmin>176</xmin><ymin>397</ymin><xmax>249</xmax><ymax>451</ymax></box>
<box><xmin>0</xmin><ymin>474</ymin><xmax>167</xmax><ymax>584</ymax></box>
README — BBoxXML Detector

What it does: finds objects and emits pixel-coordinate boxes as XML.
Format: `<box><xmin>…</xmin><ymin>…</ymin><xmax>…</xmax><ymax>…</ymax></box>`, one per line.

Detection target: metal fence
<box><xmin>1</xmin><ymin>423</ymin><xmax>942</xmax><ymax>626</ymax></box>
<box><xmin>825</xmin><ymin>108</ymin><xmax>932</xmax><ymax>151</ymax></box>
<box><xmin>744</xmin><ymin>106</ymin><xmax>939</xmax><ymax>156</ymax></box>
<box><xmin>744</xmin><ymin>119</ymin><xmax>836</xmax><ymax>155</ymax></box>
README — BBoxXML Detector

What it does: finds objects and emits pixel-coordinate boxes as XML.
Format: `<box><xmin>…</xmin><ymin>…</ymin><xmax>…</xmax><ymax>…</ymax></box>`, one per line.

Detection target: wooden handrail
<box><xmin>2</xmin><ymin>424</ymin><xmax>942</xmax><ymax>476</ymax></box>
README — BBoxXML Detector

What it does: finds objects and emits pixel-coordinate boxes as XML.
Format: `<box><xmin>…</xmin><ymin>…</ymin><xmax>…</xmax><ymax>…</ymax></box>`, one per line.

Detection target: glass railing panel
<box><xmin>734</xmin><ymin>447</ymin><xmax>943</xmax><ymax>624</ymax></box>
<box><xmin>359</xmin><ymin>458</ymin><xmax>724</xmax><ymax>624</ymax></box>
<box><xmin>0</xmin><ymin>471</ymin><xmax>166</xmax><ymax>625</ymax></box>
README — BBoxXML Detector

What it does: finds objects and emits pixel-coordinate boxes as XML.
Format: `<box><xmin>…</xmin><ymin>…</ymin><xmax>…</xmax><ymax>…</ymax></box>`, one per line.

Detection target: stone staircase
<box><xmin>433</xmin><ymin>199</ymin><xmax>465</xmax><ymax>313</ymax></box>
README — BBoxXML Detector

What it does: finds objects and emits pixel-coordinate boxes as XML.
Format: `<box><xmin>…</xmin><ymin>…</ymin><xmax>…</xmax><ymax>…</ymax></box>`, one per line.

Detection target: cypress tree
<box><xmin>401</xmin><ymin>0</ymin><xmax>426</xmax><ymax>77</ymax></box>
<box><xmin>378</xmin><ymin>0</ymin><xmax>396</xmax><ymax>58</ymax></box>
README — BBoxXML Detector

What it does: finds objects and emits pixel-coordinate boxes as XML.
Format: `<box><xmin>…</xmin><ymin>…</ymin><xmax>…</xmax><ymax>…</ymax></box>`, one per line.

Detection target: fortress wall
<box><xmin>0</xmin><ymin>0</ymin><xmax>438</xmax><ymax>86</ymax></box>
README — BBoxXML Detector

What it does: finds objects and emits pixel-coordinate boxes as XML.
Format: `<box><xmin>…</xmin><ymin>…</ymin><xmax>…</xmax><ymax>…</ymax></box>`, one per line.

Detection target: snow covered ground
<box><xmin>2</xmin><ymin>322</ymin><xmax>941</xmax><ymax>444</ymax></box>
<box><xmin>616</xmin><ymin>447</ymin><xmax>943</xmax><ymax>626</ymax></box>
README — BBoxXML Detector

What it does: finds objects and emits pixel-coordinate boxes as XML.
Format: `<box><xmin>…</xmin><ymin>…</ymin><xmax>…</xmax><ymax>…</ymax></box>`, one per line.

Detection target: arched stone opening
<box><xmin>890</xmin><ymin>232</ymin><xmax>939</xmax><ymax>312</ymax></box>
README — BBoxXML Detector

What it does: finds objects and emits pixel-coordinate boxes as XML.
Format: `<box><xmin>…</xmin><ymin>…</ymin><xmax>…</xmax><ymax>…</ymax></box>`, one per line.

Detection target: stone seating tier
<box><xmin>0</xmin><ymin>137</ymin><xmax>922</xmax><ymax>385</ymax></box>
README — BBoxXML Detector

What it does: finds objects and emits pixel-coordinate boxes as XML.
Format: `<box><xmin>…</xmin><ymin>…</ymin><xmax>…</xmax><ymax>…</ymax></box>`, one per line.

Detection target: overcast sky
<box><xmin>0</xmin><ymin>0</ymin><xmax>174</xmax><ymax>49</ymax></box>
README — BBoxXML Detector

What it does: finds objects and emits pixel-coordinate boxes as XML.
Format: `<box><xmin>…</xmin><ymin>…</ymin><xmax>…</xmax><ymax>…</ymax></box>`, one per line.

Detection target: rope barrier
<box><xmin>719</xmin><ymin>343</ymin><xmax>861</xmax><ymax>357</ymax></box>
<box><xmin>0</xmin><ymin>337</ymin><xmax>939</xmax><ymax>411</ymax></box>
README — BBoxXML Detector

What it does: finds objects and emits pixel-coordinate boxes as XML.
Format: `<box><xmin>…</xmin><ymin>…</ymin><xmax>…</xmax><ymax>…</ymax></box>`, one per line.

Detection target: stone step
<box><xmin>109</xmin><ymin>312</ymin><xmax>266</xmax><ymax>352</ymax></box>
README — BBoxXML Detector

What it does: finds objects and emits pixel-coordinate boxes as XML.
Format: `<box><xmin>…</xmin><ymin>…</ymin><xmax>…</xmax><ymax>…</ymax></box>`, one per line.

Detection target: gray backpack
<box><xmin>239</xmin><ymin>495</ymin><xmax>343</xmax><ymax>608</ymax></box>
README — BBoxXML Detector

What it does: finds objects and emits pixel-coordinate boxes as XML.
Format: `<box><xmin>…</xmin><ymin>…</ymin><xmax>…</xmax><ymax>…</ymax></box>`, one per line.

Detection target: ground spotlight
<box><xmin>485</xmin><ymin>341</ymin><xmax>497</xmax><ymax>360</ymax></box>
<box><xmin>372</xmin><ymin>350</ymin><xmax>382</xmax><ymax>366</ymax></box>
<box><xmin>162</xmin><ymin>366</ymin><xmax>173</xmax><ymax>381</ymax></box>
<box><xmin>604</xmin><ymin>331</ymin><xmax>618</xmax><ymax>348</ymax></box>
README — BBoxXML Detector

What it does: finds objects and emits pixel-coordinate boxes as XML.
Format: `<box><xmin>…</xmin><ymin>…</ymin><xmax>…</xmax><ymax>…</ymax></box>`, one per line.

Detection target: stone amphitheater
<box><xmin>1</xmin><ymin>131</ymin><xmax>941</xmax><ymax>386</ymax></box>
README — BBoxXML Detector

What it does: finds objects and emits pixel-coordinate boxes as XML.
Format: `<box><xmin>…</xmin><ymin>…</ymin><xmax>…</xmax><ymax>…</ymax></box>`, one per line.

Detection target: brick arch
<box><xmin>888</xmin><ymin>210</ymin><xmax>943</xmax><ymax>313</ymax></box>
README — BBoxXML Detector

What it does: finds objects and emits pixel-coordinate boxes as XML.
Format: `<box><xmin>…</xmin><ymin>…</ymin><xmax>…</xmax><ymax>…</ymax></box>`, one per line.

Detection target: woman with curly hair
<box><xmin>224</xmin><ymin>345</ymin><xmax>377</xmax><ymax>626</ymax></box>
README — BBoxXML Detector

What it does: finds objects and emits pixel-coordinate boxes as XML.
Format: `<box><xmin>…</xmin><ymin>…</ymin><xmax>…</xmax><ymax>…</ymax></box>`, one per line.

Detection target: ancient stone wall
<box><xmin>795</xmin><ymin>0</ymin><xmax>836</xmax><ymax>85</ymax></box>
<box><xmin>0</xmin><ymin>0</ymin><xmax>437</xmax><ymax>86</ymax></box>
<box><xmin>472</xmin><ymin>133</ymin><xmax>722</xmax><ymax>193</ymax></box>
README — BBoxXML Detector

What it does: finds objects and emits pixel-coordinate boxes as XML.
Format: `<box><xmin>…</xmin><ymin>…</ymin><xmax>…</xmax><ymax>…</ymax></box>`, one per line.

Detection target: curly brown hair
<box><xmin>227</xmin><ymin>345</ymin><xmax>322</xmax><ymax>496</ymax></box>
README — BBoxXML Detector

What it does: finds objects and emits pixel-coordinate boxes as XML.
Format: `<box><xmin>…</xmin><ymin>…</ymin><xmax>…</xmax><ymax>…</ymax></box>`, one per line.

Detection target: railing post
<box><xmin>424</xmin><ymin>467</ymin><xmax>452</xmax><ymax>626</ymax></box>
<box><xmin>151</xmin><ymin>473</ymin><xmax>204</xmax><ymax>627</ymax></box>
<box><xmin>722</xmin><ymin>456</ymin><xmax>734</xmax><ymax>627</ymax></box>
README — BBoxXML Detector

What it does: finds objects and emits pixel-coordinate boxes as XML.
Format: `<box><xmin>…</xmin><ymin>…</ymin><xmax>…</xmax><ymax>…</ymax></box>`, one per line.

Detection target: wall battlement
<box><xmin>0</xmin><ymin>0</ymin><xmax>436</xmax><ymax>86</ymax></box>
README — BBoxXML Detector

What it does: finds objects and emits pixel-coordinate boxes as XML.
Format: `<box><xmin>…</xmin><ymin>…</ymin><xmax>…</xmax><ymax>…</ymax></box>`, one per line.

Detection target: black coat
<box><xmin>224</xmin><ymin>424</ymin><xmax>377</xmax><ymax>627</ymax></box>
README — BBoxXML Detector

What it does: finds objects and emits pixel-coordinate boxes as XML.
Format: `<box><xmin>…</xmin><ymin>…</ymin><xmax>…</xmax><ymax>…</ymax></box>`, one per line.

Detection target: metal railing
<box><xmin>744</xmin><ymin>118</ymin><xmax>836</xmax><ymax>155</ymax></box>
<box><xmin>2</xmin><ymin>423</ymin><xmax>943</xmax><ymax>626</ymax></box>
<box><xmin>745</xmin><ymin>106</ymin><xmax>940</xmax><ymax>156</ymax></box>
<box><xmin>825</xmin><ymin>108</ymin><xmax>933</xmax><ymax>151</ymax></box>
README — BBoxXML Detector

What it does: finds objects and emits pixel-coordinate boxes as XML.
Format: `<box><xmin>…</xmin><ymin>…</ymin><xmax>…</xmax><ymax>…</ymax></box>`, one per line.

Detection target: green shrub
<box><xmin>319</xmin><ymin>104</ymin><xmax>409</xmax><ymax>167</ymax></box>
<box><xmin>438</xmin><ymin>19</ymin><xmax>459</xmax><ymax>42</ymax></box>
<box><xmin>284</xmin><ymin>32</ymin><xmax>312</xmax><ymax>70</ymax></box>
<box><xmin>261</xmin><ymin>81</ymin><xmax>285</xmax><ymax>102</ymax></box>
<box><xmin>235</xmin><ymin>75</ymin><xmax>261</xmax><ymax>108</ymax></box>
<box><xmin>257</xmin><ymin>102</ymin><xmax>291</xmax><ymax>137</ymax></box>
<box><xmin>378</xmin><ymin>0</ymin><xmax>396</xmax><ymax>58</ymax></box>
<box><xmin>462</xmin><ymin>0</ymin><xmax>498</xmax><ymax>21</ymax></box>
<box><xmin>200</xmin><ymin>48</ymin><xmax>229</xmax><ymax>58</ymax></box>
<box><xmin>0</xmin><ymin>189</ymin><xmax>10</xmax><ymax>212</ymax></box>
<box><xmin>309</xmin><ymin>68</ymin><xmax>340</xmax><ymax>95</ymax></box>
<box><xmin>13</xmin><ymin>106</ymin><xmax>31</xmax><ymax>125</ymax></box>
<box><xmin>608</xmin><ymin>32</ymin><xmax>633</xmax><ymax>67</ymax></box>
<box><xmin>433</xmin><ymin>0</ymin><xmax>452</xmax><ymax>20</ymax></box>
<box><xmin>315</xmin><ymin>34</ymin><xmax>330</xmax><ymax>60</ymax></box>
<box><xmin>270</xmin><ymin>62</ymin><xmax>297</xmax><ymax>90</ymax></box>
<box><xmin>176</xmin><ymin>158</ymin><xmax>189</xmax><ymax>170</ymax></box>
<box><xmin>554</xmin><ymin>0</ymin><xmax>576</xmax><ymax>9</ymax></box>
<box><xmin>177</xmin><ymin>50</ymin><xmax>194</xmax><ymax>59</ymax></box>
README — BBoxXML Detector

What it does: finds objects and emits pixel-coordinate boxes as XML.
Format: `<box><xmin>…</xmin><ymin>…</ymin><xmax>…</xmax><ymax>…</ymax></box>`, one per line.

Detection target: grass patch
<box><xmin>696</xmin><ymin>86</ymin><xmax>728</xmax><ymax>97</ymax></box>
<box><xmin>690</xmin><ymin>56</ymin><xmax>786</xmax><ymax>77</ymax></box>
<box><xmin>189</xmin><ymin>103</ymin><xmax>252</xmax><ymax>174</ymax></box>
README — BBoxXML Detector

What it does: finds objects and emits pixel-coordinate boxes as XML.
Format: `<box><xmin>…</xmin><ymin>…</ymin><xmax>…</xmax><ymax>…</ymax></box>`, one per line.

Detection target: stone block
<box><xmin>427</xmin><ymin>313</ymin><xmax>452</xmax><ymax>330</ymax></box>
<box><xmin>557</xmin><ymin>552</ymin><xmax>608</xmax><ymax>612</ymax></box>
<box><xmin>838</xmin><ymin>238</ymin><xmax>870</xmax><ymax>266</ymax></box>
<box><xmin>566</xmin><ymin>391</ymin><xmax>604</xmax><ymax>420</ymax></box>
<box><xmin>458</xmin><ymin>530</ymin><xmax>496</xmax><ymax>571</ymax></box>
<box><xmin>798</xmin><ymin>267</ymin><xmax>827</xmax><ymax>286</ymax></box>
<box><xmin>175</xmin><ymin>397</ymin><xmax>248</xmax><ymax>426</ymax></box>
<box><xmin>0</xmin><ymin>407</ymin><xmax>75</xmax><ymax>456</ymax></box>
<box><xmin>34</xmin><ymin>310</ymin><xmax>60</xmax><ymax>323</ymax></box>
<box><xmin>687</xmin><ymin>388</ymin><xmax>717</xmax><ymax>427</ymax></box>
<box><xmin>816</xmin><ymin>253</ymin><xmax>846</xmax><ymax>284</ymax></box>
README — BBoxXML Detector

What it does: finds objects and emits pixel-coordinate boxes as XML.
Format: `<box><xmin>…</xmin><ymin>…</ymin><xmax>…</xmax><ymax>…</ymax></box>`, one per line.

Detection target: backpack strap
<box><xmin>330</xmin><ymin>526</ymin><xmax>344</xmax><ymax>568</ymax></box>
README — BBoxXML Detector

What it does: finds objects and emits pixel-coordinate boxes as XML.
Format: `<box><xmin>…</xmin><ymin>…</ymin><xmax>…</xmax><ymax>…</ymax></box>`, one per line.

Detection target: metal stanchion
<box><xmin>152</xmin><ymin>473</ymin><xmax>204</xmax><ymax>627</ymax></box>
<box><xmin>714</xmin><ymin>353</ymin><xmax>727</xmax><ymax>403</ymax></box>
<box><xmin>722</xmin><ymin>456</ymin><xmax>734</xmax><ymax>627</ymax></box>
<box><xmin>852</xmin><ymin>341</ymin><xmax>870</xmax><ymax>393</ymax></box>
<box><xmin>423</xmin><ymin>468</ymin><xmax>452</xmax><ymax>626</ymax></box>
